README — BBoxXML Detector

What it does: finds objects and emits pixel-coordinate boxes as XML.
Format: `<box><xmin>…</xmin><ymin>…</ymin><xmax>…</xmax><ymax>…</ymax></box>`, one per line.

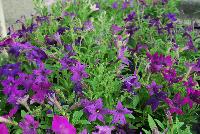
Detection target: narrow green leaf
<box><xmin>148</xmin><ymin>114</ymin><xmax>157</xmax><ymax>130</ymax></box>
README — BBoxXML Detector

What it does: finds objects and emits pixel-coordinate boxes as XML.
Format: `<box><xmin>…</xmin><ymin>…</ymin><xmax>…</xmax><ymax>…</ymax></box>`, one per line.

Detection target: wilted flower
<box><xmin>52</xmin><ymin>115</ymin><xmax>76</xmax><ymax>134</ymax></box>
<box><xmin>19</xmin><ymin>114</ymin><xmax>39</xmax><ymax>134</ymax></box>
<box><xmin>111</xmin><ymin>101</ymin><xmax>132</xmax><ymax>125</ymax></box>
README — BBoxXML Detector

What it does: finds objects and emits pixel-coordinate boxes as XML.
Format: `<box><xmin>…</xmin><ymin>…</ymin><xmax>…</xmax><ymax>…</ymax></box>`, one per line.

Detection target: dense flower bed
<box><xmin>0</xmin><ymin>0</ymin><xmax>199</xmax><ymax>133</ymax></box>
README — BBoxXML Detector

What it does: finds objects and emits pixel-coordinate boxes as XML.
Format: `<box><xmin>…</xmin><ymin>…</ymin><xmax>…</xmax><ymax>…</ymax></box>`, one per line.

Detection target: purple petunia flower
<box><xmin>92</xmin><ymin>126</ymin><xmax>115</xmax><ymax>134</ymax></box>
<box><xmin>184</xmin><ymin>77</ymin><xmax>197</xmax><ymax>89</ymax></box>
<box><xmin>165</xmin><ymin>93</ymin><xmax>184</xmax><ymax>115</ymax></box>
<box><xmin>80</xmin><ymin>129</ymin><xmax>88</xmax><ymax>134</ymax></box>
<box><xmin>45</xmin><ymin>35</ymin><xmax>57</xmax><ymax>45</ymax></box>
<box><xmin>19</xmin><ymin>114</ymin><xmax>39</xmax><ymax>134</ymax></box>
<box><xmin>185</xmin><ymin>88</ymin><xmax>200</xmax><ymax>105</ymax></box>
<box><xmin>60</xmin><ymin>54</ymin><xmax>76</xmax><ymax>70</ymax></box>
<box><xmin>111</xmin><ymin>101</ymin><xmax>132</xmax><ymax>125</ymax></box>
<box><xmin>162</xmin><ymin>68</ymin><xmax>182</xmax><ymax>84</ymax></box>
<box><xmin>83</xmin><ymin>20</ymin><xmax>94</xmax><ymax>31</ymax></box>
<box><xmin>1</xmin><ymin>76</ymin><xmax>20</xmax><ymax>95</ymax></box>
<box><xmin>70</xmin><ymin>61</ymin><xmax>89</xmax><ymax>83</ymax></box>
<box><xmin>125</xmin><ymin>24</ymin><xmax>138</xmax><ymax>36</ymax></box>
<box><xmin>146</xmin><ymin>81</ymin><xmax>167</xmax><ymax>111</ymax></box>
<box><xmin>0</xmin><ymin>123</ymin><xmax>9</xmax><ymax>134</ymax></box>
<box><xmin>166</xmin><ymin>13</ymin><xmax>177</xmax><ymax>22</ymax></box>
<box><xmin>0</xmin><ymin>62</ymin><xmax>21</xmax><ymax>77</ymax></box>
<box><xmin>52</xmin><ymin>115</ymin><xmax>76</xmax><ymax>134</ymax></box>
<box><xmin>122</xmin><ymin>1</ymin><xmax>129</xmax><ymax>9</ymax></box>
<box><xmin>53</xmin><ymin>32</ymin><xmax>62</xmax><ymax>45</ymax></box>
<box><xmin>84</xmin><ymin>98</ymin><xmax>108</xmax><ymax>123</ymax></box>
<box><xmin>185</xmin><ymin>59</ymin><xmax>200</xmax><ymax>73</ymax></box>
<box><xmin>112</xmin><ymin>2</ymin><xmax>118</xmax><ymax>9</ymax></box>
<box><xmin>26</xmin><ymin>47</ymin><xmax>48</xmax><ymax>62</ymax></box>
<box><xmin>124</xmin><ymin>11</ymin><xmax>136</xmax><ymax>22</ymax></box>
<box><xmin>122</xmin><ymin>71</ymin><xmax>141</xmax><ymax>93</ymax></box>
<box><xmin>33</xmin><ymin>62</ymin><xmax>52</xmax><ymax>79</ymax></box>
<box><xmin>147</xmin><ymin>52</ymin><xmax>173</xmax><ymax>73</ymax></box>
<box><xmin>118</xmin><ymin>46</ymin><xmax>129</xmax><ymax>66</ymax></box>
<box><xmin>112</xmin><ymin>24</ymin><xmax>122</xmax><ymax>35</ymax></box>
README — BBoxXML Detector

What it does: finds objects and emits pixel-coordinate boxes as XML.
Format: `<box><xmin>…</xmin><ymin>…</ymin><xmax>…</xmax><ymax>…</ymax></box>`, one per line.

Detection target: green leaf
<box><xmin>21</xmin><ymin>110</ymin><xmax>27</xmax><ymax>118</ymax></box>
<box><xmin>155</xmin><ymin>119</ymin><xmax>165</xmax><ymax>129</ymax></box>
<box><xmin>79</xmin><ymin>120</ymin><xmax>91</xmax><ymax>125</ymax></box>
<box><xmin>148</xmin><ymin>114</ymin><xmax>157</xmax><ymax>130</ymax></box>
<box><xmin>72</xmin><ymin>110</ymin><xmax>83</xmax><ymax>124</ymax></box>
<box><xmin>142</xmin><ymin>128</ymin><xmax>151</xmax><ymax>134</ymax></box>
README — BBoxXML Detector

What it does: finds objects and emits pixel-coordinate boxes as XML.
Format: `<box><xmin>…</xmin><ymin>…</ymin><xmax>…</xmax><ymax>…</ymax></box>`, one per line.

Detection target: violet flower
<box><xmin>165</xmin><ymin>93</ymin><xmax>184</xmax><ymax>115</ymax></box>
<box><xmin>0</xmin><ymin>123</ymin><xmax>9</xmax><ymax>134</ymax></box>
<box><xmin>146</xmin><ymin>81</ymin><xmax>167</xmax><ymax>111</ymax></box>
<box><xmin>112</xmin><ymin>2</ymin><xmax>118</xmax><ymax>9</ymax></box>
<box><xmin>166</xmin><ymin>13</ymin><xmax>177</xmax><ymax>22</ymax></box>
<box><xmin>162</xmin><ymin>68</ymin><xmax>182</xmax><ymax>84</ymax></box>
<box><xmin>1</xmin><ymin>76</ymin><xmax>20</xmax><ymax>95</ymax></box>
<box><xmin>19</xmin><ymin>114</ymin><xmax>39</xmax><ymax>134</ymax></box>
<box><xmin>0</xmin><ymin>62</ymin><xmax>21</xmax><ymax>77</ymax></box>
<box><xmin>122</xmin><ymin>71</ymin><xmax>141</xmax><ymax>93</ymax></box>
<box><xmin>112</xmin><ymin>24</ymin><xmax>122</xmax><ymax>35</ymax></box>
<box><xmin>60</xmin><ymin>54</ymin><xmax>76</xmax><ymax>70</ymax></box>
<box><xmin>111</xmin><ymin>101</ymin><xmax>132</xmax><ymax>125</ymax></box>
<box><xmin>124</xmin><ymin>11</ymin><xmax>136</xmax><ymax>22</ymax></box>
<box><xmin>184</xmin><ymin>77</ymin><xmax>197</xmax><ymax>89</ymax></box>
<box><xmin>53</xmin><ymin>32</ymin><xmax>62</xmax><ymax>45</ymax></box>
<box><xmin>84</xmin><ymin>98</ymin><xmax>108</xmax><ymax>123</ymax></box>
<box><xmin>146</xmin><ymin>52</ymin><xmax>173</xmax><ymax>73</ymax></box>
<box><xmin>122</xmin><ymin>1</ymin><xmax>129</xmax><ymax>9</ymax></box>
<box><xmin>69</xmin><ymin>61</ymin><xmax>89</xmax><ymax>83</ymax></box>
<box><xmin>52</xmin><ymin>115</ymin><xmax>76</xmax><ymax>134</ymax></box>
<box><xmin>185</xmin><ymin>59</ymin><xmax>200</xmax><ymax>73</ymax></box>
<box><xmin>92</xmin><ymin>126</ymin><xmax>115</xmax><ymax>134</ymax></box>
<box><xmin>118</xmin><ymin>46</ymin><xmax>129</xmax><ymax>66</ymax></box>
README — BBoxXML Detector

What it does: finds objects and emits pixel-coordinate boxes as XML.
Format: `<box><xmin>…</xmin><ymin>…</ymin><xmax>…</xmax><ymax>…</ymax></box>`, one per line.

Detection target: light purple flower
<box><xmin>112</xmin><ymin>24</ymin><xmax>122</xmax><ymax>35</ymax></box>
<box><xmin>83</xmin><ymin>20</ymin><xmax>94</xmax><ymax>31</ymax></box>
<box><xmin>92</xmin><ymin>126</ymin><xmax>115</xmax><ymax>134</ymax></box>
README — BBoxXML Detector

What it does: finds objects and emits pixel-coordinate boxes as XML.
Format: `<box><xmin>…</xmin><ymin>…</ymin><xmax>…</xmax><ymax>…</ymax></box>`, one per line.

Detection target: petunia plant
<box><xmin>0</xmin><ymin>0</ymin><xmax>199</xmax><ymax>133</ymax></box>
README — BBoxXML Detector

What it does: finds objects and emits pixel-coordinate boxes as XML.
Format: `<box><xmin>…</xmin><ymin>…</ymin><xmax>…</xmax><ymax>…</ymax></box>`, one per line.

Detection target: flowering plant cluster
<box><xmin>0</xmin><ymin>0</ymin><xmax>199</xmax><ymax>133</ymax></box>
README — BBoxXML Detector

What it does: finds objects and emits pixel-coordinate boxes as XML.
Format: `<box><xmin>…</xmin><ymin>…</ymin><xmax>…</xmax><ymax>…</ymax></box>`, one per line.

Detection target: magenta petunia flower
<box><xmin>0</xmin><ymin>123</ymin><xmax>9</xmax><ymax>134</ymax></box>
<box><xmin>111</xmin><ymin>101</ymin><xmax>132</xmax><ymax>125</ymax></box>
<box><xmin>19</xmin><ymin>114</ymin><xmax>39</xmax><ymax>134</ymax></box>
<box><xmin>52</xmin><ymin>115</ymin><xmax>76</xmax><ymax>134</ymax></box>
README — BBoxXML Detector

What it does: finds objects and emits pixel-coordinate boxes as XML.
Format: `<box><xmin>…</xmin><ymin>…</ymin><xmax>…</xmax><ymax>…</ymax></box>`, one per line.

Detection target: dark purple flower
<box><xmin>124</xmin><ymin>11</ymin><xmax>136</xmax><ymax>22</ymax></box>
<box><xmin>19</xmin><ymin>114</ymin><xmax>39</xmax><ymax>134</ymax></box>
<box><xmin>0</xmin><ymin>63</ymin><xmax>21</xmax><ymax>77</ymax></box>
<box><xmin>162</xmin><ymin>68</ymin><xmax>182</xmax><ymax>84</ymax></box>
<box><xmin>185</xmin><ymin>88</ymin><xmax>200</xmax><ymax>105</ymax></box>
<box><xmin>112</xmin><ymin>24</ymin><xmax>122</xmax><ymax>35</ymax></box>
<box><xmin>85</xmin><ymin>98</ymin><xmax>107</xmax><ymax>123</ymax></box>
<box><xmin>83</xmin><ymin>20</ymin><xmax>94</xmax><ymax>31</ymax></box>
<box><xmin>184</xmin><ymin>77</ymin><xmax>197</xmax><ymax>89</ymax></box>
<box><xmin>45</xmin><ymin>35</ymin><xmax>57</xmax><ymax>45</ymax></box>
<box><xmin>165</xmin><ymin>22</ymin><xmax>174</xmax><ymax>34</ymax></box>
<box><xmin>93</xmin><ymin>126</ymin><xmax>115</xmax><ymax>134</ymax></box>
<box><xmin>57</xmin><ymin>27</ymin><xmax>68</xmax><ymax>35</ymax></box>
<box><xmin>70</xmin><ymin>61</ymin><xmax>89</xmax><ymax>83</ymax></box>
<box><xmin>26</xmin><ymin>47</ymin><xmax>48</xmax><ymax>62</ymax></box>
<box><xmin>147</xmin><ymin>52</ymin><xmax>173</xmax><ymax>73</ymax></box>
<box><xmin>166</xmin><ymin>13</ymin><xmax>177</xmax><ymax>22</ymax></box>
<box><xmin>125</xmin><ymin>24</ymin><xmax>138</xmax><ymax>36</ymax></box>
<box><xmin>52</xmin><ymin>115</ymin><xmax>76</xmax><ymax>134</ymax></box>
<box><xmin>165</xmin><ymin>93</ymin><xmax>184</xmax><ymax>115</ymax></box>
<box><xmin>122</xmin><ymin>71</ymin><xmax>141</xmax><ymax>93</ymax></box>
<box><xmin>1</xmin><ymin>76</ymin><xmax>20</xmax><ymax>95</ymax></box>
<box><xmin>112</xmin><ymin>2</ymin><xmax>118</xmax><ymax>9</ymax></box>
<box><xmin>111</xmin><ymin>101</ymin><xmax>132</xmax><ymax>125</ymax></box>
<box><xmin>60</xmin><ymin>55</ymin><xmax>76</xmax><ymax>70</ymax></box>
<box><xmin>183</xmin><ymin>39</ymin><xmax>197</xmax><ymax>52</ymax></box>
<box><xmin>0</xmin><ymin>38</ymin><xmax>14</xmax><ymax>47</ymax></box>
<box><xmin>146</xmin><ymin>81</ymin><xmax>167</xmax><ymax>111</ymax></box>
